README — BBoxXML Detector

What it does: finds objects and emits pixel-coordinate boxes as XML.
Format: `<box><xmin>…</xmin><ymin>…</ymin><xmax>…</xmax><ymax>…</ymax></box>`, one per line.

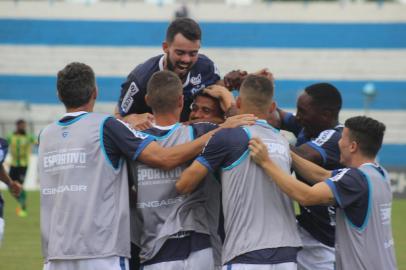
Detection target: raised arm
<box><xmin>249</xmin><ymin>138</ymin><xmax>335</xmax><ymax>206</ymax></box>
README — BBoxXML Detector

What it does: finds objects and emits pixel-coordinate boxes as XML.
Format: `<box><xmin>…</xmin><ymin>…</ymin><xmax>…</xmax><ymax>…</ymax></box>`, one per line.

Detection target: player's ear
<box><xmin>269</xmin><ymin>101</ymin><xmax>276</xmax><ymax>113</ymax></box>
<box><xmin>178</xmin><ymin>94</ymin><xmax>184</xmax><ymax>109</ymax></box>
<box><xmin>236</xmin><ymin>96</ymin><xmax>242</xmax><ymax>109</ymax></box>
<box><xmin>162</xmin><ymin>41</ymin><xmax>169</xmax><ymax>54</ymax></box>
<box><xmin>92</xmin><ymin>87</ymin><xmax>98</xmax><ymax>100</ymax></box>
<box><xmin>145</xmin><ymin>94</ymin><xmax>151</xmax><ymax>107</ymax></box>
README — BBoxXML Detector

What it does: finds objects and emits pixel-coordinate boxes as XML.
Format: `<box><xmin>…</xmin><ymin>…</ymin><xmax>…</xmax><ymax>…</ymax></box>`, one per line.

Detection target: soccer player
<box><xmin>176</xmin><ymin>75</ymin><xmax>302</xmax><ymax>270</ymax></box>
<box><xmin>276</xmin><ymin>83</ymin><xmax>344</xmax><ymax>270</ymax></box>
<box><xmin>131</xmin><ymin>71</ymin><xmax>219</xmax><ymax>270</ymax></box>
<box><xmin>116</xmin><ymin>17</ymin><xmax>221</xmax><ymax>127</ymax></box>
<box><xmin>249</xmin><ymin>116</ymin><xmax>397</xmax><ymax>270</ymax></box>
<box><xmin>7</xmin><ymin>119</ymin><xmax>36</xmax><ymax>217</ymax></box>
<box><xmin>0</xmin><ymin>137</ymin><xmax>22</xmax><ymax>246</ymax></box>
<box><xmin>39</xmin><ymin>62</ymin><xmax>251</xmax><ymax>270</ymax></box>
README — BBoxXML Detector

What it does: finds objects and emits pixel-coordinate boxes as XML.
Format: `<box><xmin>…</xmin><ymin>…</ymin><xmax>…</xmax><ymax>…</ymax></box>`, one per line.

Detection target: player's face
<box><xmin>296</xmin><ymin>92</ymin><xmax>325</xmax><ymax>138</ymax></box>
<box><xmin>163</xmin><ymin>33</ymin><xmax>200</xmax><ymax>79</ymax></box>
<box><xmin>338</xmin><ymin>127</ymin><xmax>351</xmax><ymax>165</ymax></box>
<box><xmin>189</xmin><ymin>96</ymin><xmax>222</xmax><ymax>120</ymax></box>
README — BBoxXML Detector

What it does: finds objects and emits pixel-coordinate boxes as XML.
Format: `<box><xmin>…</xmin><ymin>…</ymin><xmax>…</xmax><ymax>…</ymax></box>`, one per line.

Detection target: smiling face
<box><xmin>296</xmin><ymin>92</ymin><xmax>327</xmax><ymax>138</ymax></box>
<box><xmin>163</xmin><ymin>33</ymin><xmax>200</xmax><ymax>79</ymax></box>
<box><xmin>189</xmin><ymin>95</ymin><xmax>222</xmax><ymax>120</ymax></box>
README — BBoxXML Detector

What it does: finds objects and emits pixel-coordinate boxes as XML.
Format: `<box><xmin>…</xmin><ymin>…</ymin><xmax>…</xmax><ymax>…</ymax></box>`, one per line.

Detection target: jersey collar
<box><xmin>159</xmin><ymin>55</ymin><xmax>191</xmax><ymax>88</ymax></box>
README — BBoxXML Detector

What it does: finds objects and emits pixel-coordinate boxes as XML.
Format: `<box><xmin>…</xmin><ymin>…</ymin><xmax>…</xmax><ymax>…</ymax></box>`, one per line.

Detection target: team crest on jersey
<box><xmin>190</xmin><ymin>74</ymin><xmax>202</xmax><ymax>85</ymax></box>
<box><xmin>121</xmin><ymin>82</ymin><xmax>139</xmax><ymax>113</ymax></box>
<box><xmin>191</xmin><ymin>84</ymin><xmax>205</xmax><ymax>95</ymax></box>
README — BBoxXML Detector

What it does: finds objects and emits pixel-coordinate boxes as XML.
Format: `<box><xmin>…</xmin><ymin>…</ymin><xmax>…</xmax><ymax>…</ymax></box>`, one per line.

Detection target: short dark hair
<box><xmin>345</xmin><ymin>116</ymin><xmax>386</xmax><ymax>158</ymax></box>
<box><xmin>192</xmin><ymin>90</ymin><xmax>224</xmax><ymax>118</ymax></box>
<box><xmin>240</xmin><ymin>75</ymin><xmax>274</xmax><ymax>109</ymax></box>
<box><xmin>16</xmin><ymin>119</ymin><xmax>26</xmax><ymax>125</ymax></box>
<box><xmin>304</xmin><ymin>83</ymin><xmax>342</xmax><ymax>117</ymax></box>
<box><xmin>147</xmin><ymin>71</ymin><xmax>182</xmax><ymax>114</ymax></box>
<box><xmin>166</xmin><ymin>18</ymin><xmax>201</xmax><ymax>43</ymax></box>
<box><xmin>57</xmin><ymin>62</ymin><xmax>96</xmax><ymax>109</ymax></box>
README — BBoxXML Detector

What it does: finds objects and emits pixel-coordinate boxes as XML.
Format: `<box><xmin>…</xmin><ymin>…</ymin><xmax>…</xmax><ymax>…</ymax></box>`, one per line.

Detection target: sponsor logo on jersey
<box><xmin>138</xmin><ymin>166</ymin><xmax>182</xmax><ymax>183</ymax></box>
<box><xmin>137</xmin><ymin>196</ymin><xmax>184</xmax><ymax>208</ymax></box>
<box><xmin>43</xmin><ymin>149</ymin><xmax>87</xmax><ymax>172</ymax></box>
<box><xmin>120</xmin><ymin>82</ymin><xmax>139</xmax><ymax>113</ymax></box>
<box><xmin>380</xmin><ymin>203</ymin><xmax>392</xmax><ymax>225</ymax></box>
<box><xmin>62</xmin><ymin>131</ymin><xmax>68</xmax><ymax>138</ymax></box>
<box><xmin>42</xmin><ymin>184</ymin><xmax>87</xmax><ymax>195</ymax></box>
<box><xmin>116</xmin><ymin>119</ymin><xmax>150</xmax><ymax>140</ymax></box>
<box><xmin>330</xmin><ymin>168</ymin><xmax>350</xmax><ymax>182</ymax></box>
<box><xmin>190</xmin><ymin>74</ymin><xmax>202</xmax><ymax>85</ymax></box>
<box><xmin>313</xmin><ymin>130</ymin><xmax>336</xmax><ymax>146</ymax></box>
<box><xmin>263</xmin><ymin>139</ymin><xmax>290</xmax><ymax>163</ymax></box>
<box><xmin>214</xmin><ymin>64</ymin><xmax>221</xmax><ymax>77</ymax></box>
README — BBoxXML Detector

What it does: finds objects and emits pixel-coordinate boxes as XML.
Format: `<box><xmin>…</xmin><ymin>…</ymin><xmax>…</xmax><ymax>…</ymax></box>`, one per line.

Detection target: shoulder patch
<box><xmin>117</xmin><ymin>119</ymin><xmax>150</xmax><ymax>140</ymax></box>
<box><xmin>120</xmin><ymin>82</ymin><xmax>140</xmax><ymax>113</ymax></box>
<box><xmin>312</xmin><ymin>130</ymin><xmax>336</xmax><ymax>146</ymax></box>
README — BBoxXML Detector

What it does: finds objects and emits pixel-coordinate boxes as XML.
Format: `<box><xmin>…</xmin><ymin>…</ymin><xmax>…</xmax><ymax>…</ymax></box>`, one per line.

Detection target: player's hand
<box><xmin>8</xmin><ymin>180</ymin><xmax>22</xmax><ymax>198</ymax></box>
<box><xmin>224</xmin><ymin>70</ymin><xmax>248</xmax><ymax>91</ymax></box>
<box><xmin>249</xmin><ymin>137</ymin><xmax>271</xmax><ymax>167</ymax></box>
<box><xmin>204</xmin><ymin>85</ymin><xmax>235</xmax><ymax>112</ymax></box>
<box><xmin>123</xmin><ymin>113</ymin><xmax>154</xmax><ymax>131</ymax></box>
<box><xmin>220</xmin><ymin>114</ymin><xmax>257</xmax><ymax>128</ymax></box>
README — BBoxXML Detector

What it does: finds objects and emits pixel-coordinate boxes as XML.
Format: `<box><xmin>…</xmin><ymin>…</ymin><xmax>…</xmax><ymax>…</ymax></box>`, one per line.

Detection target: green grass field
<box><xmin>0</xmin><ymin>191</ymin><xmax>405</xmax><ymax>269</ymax></box>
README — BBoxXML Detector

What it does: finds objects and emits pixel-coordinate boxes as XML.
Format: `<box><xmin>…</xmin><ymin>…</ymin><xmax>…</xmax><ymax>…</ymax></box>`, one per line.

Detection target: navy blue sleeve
<box><xmin>325</xmin><ymin>168</ymin><xmax>369</xmax><ymax>228</ymax></box>
<box><xmin>196</xmin><ymin>128</ymin><xmax>249</xmax><ymax>172</ymax></box>
<box><xmin>118</xmin><ymin>57</ymin><xmax>160</xmax><ymax>116</ymax></box>
<box><xmin>102</xmin><ymin>117</ymin><xmax>155</xmax><ymax>168</ymax></box>
<box><xmin>306</xmin><ymin>129</ymin><xmax>342</xmax><ymax>169</ymax></box>
<box><xmin>191</xmin><ymin>122</ymin><xmax>219</xmax><ymax>138</ymax></box>
<box><xmin>0</xmin><ymin>138</ymin><xmax>8</xmax><ymax>164</ymax></box>
<box><xmin>281</xmin><ymin>112</ymin><xmax>302</xmax><ymax>137</ymax></box>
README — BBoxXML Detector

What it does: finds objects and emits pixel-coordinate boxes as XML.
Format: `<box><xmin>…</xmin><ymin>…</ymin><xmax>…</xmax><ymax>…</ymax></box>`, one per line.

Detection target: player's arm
<box><xmin>290</xmin><ymin>151</ymin><xmax>332</xmax><ymax>183</ymax></box>
<box><xmin>139</xmin><ymin>114</ymin><xmax>256</xmax><ymax>170</ymax></box>
<box><xmin>291</xmin><ymin>143</ymin><xmax>324</xmax><ymax>167</ymax></box>
<box><xmin>176</xmin><ymin>161</ymin><xmax>208</xmax><ymax>194</ymax></box>
<box><xmin>0</xmin><ymin>164</ymin><xmax>22</xmax><ymax>197</ymax></box>
<box><xmin>249</xmin><ymin>138</ymin><xmax>335</xmax><ymax>206</ymax></box>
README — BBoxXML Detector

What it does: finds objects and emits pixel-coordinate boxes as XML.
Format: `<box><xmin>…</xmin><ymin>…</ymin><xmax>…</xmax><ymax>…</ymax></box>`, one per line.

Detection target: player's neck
<box><xmin>349</xmin><ymin>154</ymin><xmax>376</xmax><ymax>168</ymax></box>
<box><xmin>240</xmin><ymin>108</ymin><xmax>268</xmax><ymax>121</ymax></box>
<box><xmin>66</xmin><ymin>103</ymin><xmax>93</xmax><ymax>113</ymax></box>
<box><xmin>154</xmin><ymin>113</ymin><xmax>179</xmax><ymax>126</ymax></box>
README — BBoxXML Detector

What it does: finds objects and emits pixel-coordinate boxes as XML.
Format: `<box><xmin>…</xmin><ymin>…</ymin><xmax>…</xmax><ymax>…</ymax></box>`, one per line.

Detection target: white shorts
<box><xmin>43</xmin><ymin>256</ymin><xmax>129</xmax><ymax>270</ymax></box>
<box><xmin>0</xmin><ymin>217</ymin><xmax>4</xmax><ymax>247</ymax></box>
<box><xmin>141</xmin><ymin>247</ymin><xmax>214</xmax><ymax>270</ymax></box>
<box><xmin>297</xmin><ymin>226</ymin><xmax>335</xmax><ymax>270</ymax></box>
<box><xmin>222</xmin><ymin>262</ymin><xmax>297</xmax><ymax>270</ymax></box>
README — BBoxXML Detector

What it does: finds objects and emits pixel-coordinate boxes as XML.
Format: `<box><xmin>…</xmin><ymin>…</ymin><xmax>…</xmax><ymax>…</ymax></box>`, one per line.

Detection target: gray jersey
<box><xmin>197</xmin><ymin>121</ymin><xmax>302</xmax><ymax>265</ymax></box>
<box><xmin>329</xmin><ymin>164</ymin><xmax>397</xmax><ymax>270</ymax></box>
<box><xmin>39</xmin><ymin>113</ymin><xmax>132</xmax><ymax>261</ymax></box>
<box><xmin>131</xmin><ymin>124</ymin><xmax>210</xmax><ymax>263</ymax></box>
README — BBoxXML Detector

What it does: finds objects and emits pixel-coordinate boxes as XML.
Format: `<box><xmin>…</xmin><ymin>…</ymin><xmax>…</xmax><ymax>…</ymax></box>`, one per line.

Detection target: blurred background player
<box><xmin>275</xmin><ymin>83</ymin><xmax>344</xmax><ymax>270</ymax></box>
<box><xmin>249</xmin><ymin>116</ymin><xmax>397</xmax><ymax>270</ymax></box>
<box><xmin>7</xmin><ymin>119</ymin><xmax>36</xmax><ymax>217</ymax></box>
<box><xmin>0</xmin><ymin>137</ymin><xmax>22</xmax><ymax>246</ymax></box>
<box><xmin>116</xmin><ymin>17</ymin><xmax>221</xmax><ymax>127</ymax></box>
